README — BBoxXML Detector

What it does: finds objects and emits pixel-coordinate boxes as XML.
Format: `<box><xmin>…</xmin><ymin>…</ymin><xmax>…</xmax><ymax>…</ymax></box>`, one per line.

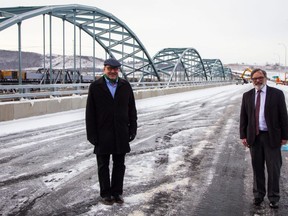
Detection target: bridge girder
<box><xmin>0</xmin><ymin>4</ymin><xmax>160</xmax><ymax>81</ymax></box>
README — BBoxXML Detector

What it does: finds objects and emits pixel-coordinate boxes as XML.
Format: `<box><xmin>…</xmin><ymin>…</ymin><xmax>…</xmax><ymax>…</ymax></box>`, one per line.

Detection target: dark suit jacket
<box><xmin>240</xmin><ymin>85</ymin><xmax>288</xmax><ymax>148</ymax></box>
<box><xmin>85</xmin><ymin>76</ymin><xmax>137</xmax><ymax>154</ymax></box>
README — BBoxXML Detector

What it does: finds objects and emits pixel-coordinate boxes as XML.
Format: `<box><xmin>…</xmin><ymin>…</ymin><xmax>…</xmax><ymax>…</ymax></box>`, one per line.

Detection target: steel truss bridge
<box><xmin>0</xmin><ymin>4</ymin><xmax>232</xmax><ymax>85</ymax></box>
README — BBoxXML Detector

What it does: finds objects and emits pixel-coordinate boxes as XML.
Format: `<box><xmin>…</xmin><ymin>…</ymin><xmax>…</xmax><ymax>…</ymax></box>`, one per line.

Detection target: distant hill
<box><xmin>226</xmin><ymin>63</ymin><xmax>284</xmax><ymax>73</ymax></box>
<box><xmin>1</xmin><ymin>49</ymin><xmax>281</xmax><ymax>74</ymax></box>
<box><xmin>0</xmin><ymin>49</ymin><xmax>104</xmax><ymax>72</ymax></box>
<box><xmin>0</xmin><ymin>50</ymin><xmax>42</xmax><ymax>70</ymax></box>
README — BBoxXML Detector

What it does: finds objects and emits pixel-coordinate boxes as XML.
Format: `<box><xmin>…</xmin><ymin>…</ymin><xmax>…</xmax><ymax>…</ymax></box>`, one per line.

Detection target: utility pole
<box><xmin>278</xmin><ymin>43</ymin><xmax>287</xmax><ymax>70</ymax></box>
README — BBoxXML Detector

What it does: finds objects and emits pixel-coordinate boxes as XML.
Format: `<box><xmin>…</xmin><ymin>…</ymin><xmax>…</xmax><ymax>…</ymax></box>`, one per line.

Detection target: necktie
<box><xmin>255</xmin><ymin>90</ymin><xmax>261</xmax><ymax>135</ymax></box>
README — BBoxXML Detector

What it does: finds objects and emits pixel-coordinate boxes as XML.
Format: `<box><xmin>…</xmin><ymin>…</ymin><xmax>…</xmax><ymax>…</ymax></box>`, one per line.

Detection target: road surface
<box><xmin>1</xmin><ymin>83</ymin><xmax>288</xmax><ymax>216</ymax></box>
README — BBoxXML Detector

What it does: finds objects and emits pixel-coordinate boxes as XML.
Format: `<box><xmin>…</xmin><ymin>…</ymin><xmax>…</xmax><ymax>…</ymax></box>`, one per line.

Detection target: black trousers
<box><xmin>96</xmin><ymin>153</ymin><xmax>126</xmax><ymax>198</ymax></box>
<box><xmin>250</xmin><ymin>131</ymin><xmax>282</xmax><ymax>202</ymax></box>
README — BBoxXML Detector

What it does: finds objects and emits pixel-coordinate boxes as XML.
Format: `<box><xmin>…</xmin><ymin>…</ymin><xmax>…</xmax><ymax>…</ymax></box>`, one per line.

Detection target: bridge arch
<box><xmin>0</xmin><ymin>4</ymin><xmax>160</xmax><ymax>82</ymax></box>
<box><xmin>149</xmin><ymin>48</ymin><xmax>207</xmax><ymax>84</ymax></box>
<box><xmin>224</xmin><ymin>67</ymin><xmax>232</xmax><ymax>79</ymax></box>
<box><xmin>202</xmin><ymin>59</ymin><xmax>225</xmax><ymax>80</ymax></box>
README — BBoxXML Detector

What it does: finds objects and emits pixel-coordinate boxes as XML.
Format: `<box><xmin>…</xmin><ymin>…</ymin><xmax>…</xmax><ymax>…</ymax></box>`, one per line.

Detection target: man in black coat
<box><xmin>86</xmin><ymin>58</ymin><xmax>137</xmax><ymax>205</ymax></box>
<box><xmin>240</xmin><ymin>68</ymin><xmax>288</xmax><ymax>208</ymax></box>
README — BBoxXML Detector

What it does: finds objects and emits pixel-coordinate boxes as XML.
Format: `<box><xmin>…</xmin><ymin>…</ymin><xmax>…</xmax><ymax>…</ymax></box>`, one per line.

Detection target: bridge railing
<box><xmin>0</xmin><ymin>80</ymin><xmax>233</xmax><ymax>101</ymax></box>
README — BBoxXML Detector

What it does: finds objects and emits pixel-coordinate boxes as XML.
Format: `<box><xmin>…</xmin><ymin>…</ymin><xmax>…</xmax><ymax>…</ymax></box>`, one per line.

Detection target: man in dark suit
<box><xmin>240</xmin><ymin>68</ymin><xmax>288</xmax><ymax>208</ymax></box>
<box><xmin>86</xmin><ymin>58</ymin><xmax>137</xmax><ymax>205</ymax></box>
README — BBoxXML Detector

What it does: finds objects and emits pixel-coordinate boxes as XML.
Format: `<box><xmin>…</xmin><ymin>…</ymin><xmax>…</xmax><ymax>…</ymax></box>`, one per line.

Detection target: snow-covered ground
<box><xmin>1</xmin><ymin>82</ymin><xmax>288</xmax><ymax>215</ymax></box>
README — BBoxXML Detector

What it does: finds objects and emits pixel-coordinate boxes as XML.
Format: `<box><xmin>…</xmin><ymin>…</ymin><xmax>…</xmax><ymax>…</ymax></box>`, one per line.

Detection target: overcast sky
<box><xmin>1</xmin><ymin>0</ymin><xmax>288</xmax><ymax>65</ymax></box>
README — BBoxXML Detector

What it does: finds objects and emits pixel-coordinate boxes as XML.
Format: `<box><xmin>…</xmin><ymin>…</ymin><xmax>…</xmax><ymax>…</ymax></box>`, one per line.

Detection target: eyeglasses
<box><xmin>105</xmin><ymin>66</ymin><xmax>120</xmax><ymax>72</ymax></box>
<box><xmin>251</xmin><ymin>76</ymin><xmax>264</xmax><ymax>81</ymax></box>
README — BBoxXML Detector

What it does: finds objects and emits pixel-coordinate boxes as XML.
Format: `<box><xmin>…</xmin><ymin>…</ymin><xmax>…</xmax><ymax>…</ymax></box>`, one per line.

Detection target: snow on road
<box><xmin>1</xmin><ymin>82</ymin><xmax>288</xmax><ymax>215</ymax></box>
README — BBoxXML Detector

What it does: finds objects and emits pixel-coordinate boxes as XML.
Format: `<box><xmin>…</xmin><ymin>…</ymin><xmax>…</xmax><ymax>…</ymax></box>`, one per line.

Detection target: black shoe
<box><xmin>269</xmin><ymin>201</ymin><xmax>279</xmax><ymax>209</ymax></box>
<box><xmin>100</xmin><ymin>196</ymin><xmax>114</xmax><ymax>205</ymax></box>
<box><xmin>254</xmin><ymin>198</ymin><xmax>263</xmax><ymax>206</ymax></box>
<box><xmin>113</xmin><ymin>195</ymin><xmax>124</xmax><ymax>204</ymax></box>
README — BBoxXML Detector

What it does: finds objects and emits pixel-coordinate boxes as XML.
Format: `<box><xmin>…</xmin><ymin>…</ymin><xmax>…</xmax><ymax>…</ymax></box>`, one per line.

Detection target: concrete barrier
<box><xmin>0</xmin><ymin>83</ymin><xmax>230</xmax><ymax>121</ymax></box>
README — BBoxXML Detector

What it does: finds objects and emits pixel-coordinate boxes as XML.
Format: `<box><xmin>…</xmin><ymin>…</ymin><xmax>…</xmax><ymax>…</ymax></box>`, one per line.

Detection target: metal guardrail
<box><xmin>0</xmin><ymin>80</ymin><xmax>233</xmax><ymax>101</ymax></box>
<box><xmin>0</xmin><ymin>83</ymin><xmax>90</xmax><ymax>101</ymax></box>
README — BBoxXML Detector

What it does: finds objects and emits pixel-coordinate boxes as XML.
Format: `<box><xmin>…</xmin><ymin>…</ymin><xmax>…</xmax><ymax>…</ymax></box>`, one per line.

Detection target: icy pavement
<box><xmin>1</xmin><ymin>82</ymin><xmax>288</xmax><ymax>215</ymax></box>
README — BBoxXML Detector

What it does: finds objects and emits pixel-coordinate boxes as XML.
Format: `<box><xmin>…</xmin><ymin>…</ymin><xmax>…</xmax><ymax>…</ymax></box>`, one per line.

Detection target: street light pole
<box><xmin>278</xmin><ymin>43</ymin><xmax>287</xmax><ymax>70</ymax></box>
<box><xmin>274</xmin><ymin>53</ymin><xmax>281</xmax><ymax>66</ymax></box>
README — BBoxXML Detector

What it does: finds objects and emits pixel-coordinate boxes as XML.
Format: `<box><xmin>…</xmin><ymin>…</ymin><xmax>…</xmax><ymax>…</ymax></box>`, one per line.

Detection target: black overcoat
<box><xmin>85</xmin><ymin>76</ymin><xmax>137</xmax><ymax>154</ymax></box>
<box><xmin>240</xmin><ymin>85</ymin><xmax>288</xmax><ymax>148</ymax></box>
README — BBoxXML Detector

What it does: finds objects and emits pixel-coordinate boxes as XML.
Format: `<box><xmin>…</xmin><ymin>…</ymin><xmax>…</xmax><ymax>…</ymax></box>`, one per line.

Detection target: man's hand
<box><xmin>129</xmin><ymin>133</ymin><xmax>136</xmax><ymax>142</ymax></box>
<box><xmin>242</xmin><ymin>138</ymin><xmax>249</xmax><ymax>148</ymax></box>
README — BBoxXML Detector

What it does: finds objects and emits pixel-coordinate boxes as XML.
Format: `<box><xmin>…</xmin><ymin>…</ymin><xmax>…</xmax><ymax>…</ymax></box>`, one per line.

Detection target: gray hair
<box><xmin>251</xmin><ymin>68</ymin><xmax>267</xmax><ymax>78</ymax></box>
